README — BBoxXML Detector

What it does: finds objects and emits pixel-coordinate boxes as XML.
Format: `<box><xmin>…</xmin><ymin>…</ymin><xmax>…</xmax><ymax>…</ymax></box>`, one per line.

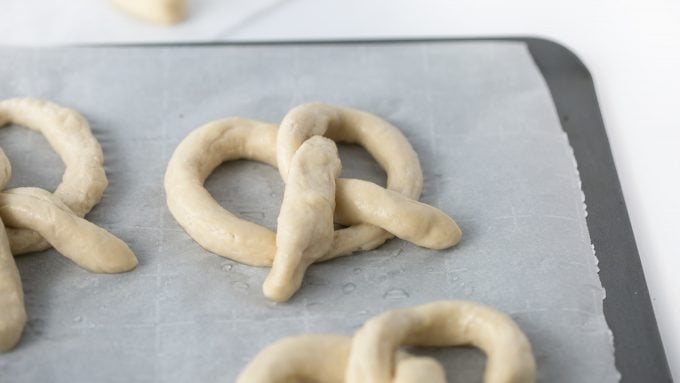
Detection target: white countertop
<box><xmin>2</xmin><ymin>0</ymin><xmax>679</xmax><ymax>379</ymax></box>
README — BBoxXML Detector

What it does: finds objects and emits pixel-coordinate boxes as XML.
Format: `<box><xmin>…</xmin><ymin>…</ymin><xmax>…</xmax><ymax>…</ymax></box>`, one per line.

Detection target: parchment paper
<box><xmin>0</xmin><ymin>41</ymin><xmax>619</xmax><ymax>382</ymax></box>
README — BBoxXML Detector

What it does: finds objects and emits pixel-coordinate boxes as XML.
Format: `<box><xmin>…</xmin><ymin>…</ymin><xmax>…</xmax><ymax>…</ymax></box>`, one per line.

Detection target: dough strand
<box><xmin>165</xmin><ymin>103</ymin><xmax>462</xmax><ymax>301</ymax></box>
<box><xmin>0</xmin><ymin>98</ymin><xmax>108</xmax><ymax>255</ymax></box>
<box><xmin>0</xmin><ymin>216</ymin><xmax>24</xmax><ymax>353</ymax></box>
<box><xmin>263</xmin><ymin>136</ymin><xmax>341</xmax><ymax>302</ymax></box>
<box><xmin>237</xmin><ymin>301</ymin><xmax>536</xmax><ymax>383</ymax></box>
<box><xmin>0</xmin><ymin>98</ymin><xmax>138</xmax><ymax>352</ymax></box>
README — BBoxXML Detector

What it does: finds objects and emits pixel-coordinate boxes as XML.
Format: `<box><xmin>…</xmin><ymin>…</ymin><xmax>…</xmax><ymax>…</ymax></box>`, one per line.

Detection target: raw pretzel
<box><xmin>0</xmin><ymin>98</ymin><xmax>138</xmax><ymax>352</ymax></box>
<box><xmin>110</xmin><ymin>0</ymin><xmax>186</xmax><ymax>25</ymax></box>
<box><xmin>237</xmin><ymin>301</ymin><xmax>536</xmax><ymax>383</ymax></box>
<box><xmin>165</xmin><ymin>103</ymin><xmax>462</xmax><ymax>302</ymax></box>
<box><xmin>0</xmin><ymin>98</ymin><xmax>108</xmax><ymax>254</ymax></box>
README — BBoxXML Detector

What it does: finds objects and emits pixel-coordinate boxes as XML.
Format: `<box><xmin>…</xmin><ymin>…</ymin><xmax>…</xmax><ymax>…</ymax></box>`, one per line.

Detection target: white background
<box><xmin>2</xmin><ymin>0</ymin><xmax>679</xmax><ymax>379</ymax></box>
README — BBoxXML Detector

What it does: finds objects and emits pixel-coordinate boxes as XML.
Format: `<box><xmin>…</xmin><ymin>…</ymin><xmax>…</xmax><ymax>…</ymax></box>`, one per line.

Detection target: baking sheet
<box><xmin>0</xmin><ymin>41</ymin><xmax>619</xmax><ymax>382</ymax></box>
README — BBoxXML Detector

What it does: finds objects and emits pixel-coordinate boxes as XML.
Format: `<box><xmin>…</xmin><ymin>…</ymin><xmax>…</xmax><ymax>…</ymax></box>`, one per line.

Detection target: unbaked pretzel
<box><xmin>0</xmin><ymin>98</ymin><xmax>138</xmax><ymax>352</ymax></box>
<box><xmin>165</xmin><ymin>103</ymin><xmax>462</xmax><ymax>302</ymax></box>
<box><xmin>110</xmin><ymin>0</ymin><xmax>186</xmax><ymax>24</ymax></box>
<box><xmin>0</xmin><ymin>98</ymin><xmax>108</xmax><ymax>254</ymax></box>
<box><xmin>237</xmin><ymin>301</ymin><xmax>536</xmax><ymax>383</ymax></box>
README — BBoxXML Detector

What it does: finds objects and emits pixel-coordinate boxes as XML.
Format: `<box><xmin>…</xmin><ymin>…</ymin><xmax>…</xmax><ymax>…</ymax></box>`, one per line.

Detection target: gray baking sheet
<box><xmin>0</xmin><ymin>41</ymin><xmax>619</xmax><ymax>382</ymax></box>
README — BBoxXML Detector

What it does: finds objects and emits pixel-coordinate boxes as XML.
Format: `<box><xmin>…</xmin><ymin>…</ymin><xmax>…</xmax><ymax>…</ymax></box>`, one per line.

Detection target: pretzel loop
<box><xmin>0</xmin><ymin>98</ymin><xmax>138</xmax><ymax>352</ymax></box>
<box><xmin>237</xmin><ymin>301</ymin><xmax>536</xmax><ymax>383</ymax></box>
<box><xmin>0</xmin><ymin>98</ymin><xmax>108</xmax><ymax>254</ymax></box>
<box><xmin>165</xmin><ymin>103</ymin><xmax>462</xmax><ymax>302</ymax></box>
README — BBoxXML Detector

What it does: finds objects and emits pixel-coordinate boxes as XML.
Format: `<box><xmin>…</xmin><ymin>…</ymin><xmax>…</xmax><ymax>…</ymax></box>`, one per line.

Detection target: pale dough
<box><xmin>0</xmin><ymin>187</ymin><xmax>138</xmax><ymax>273</ymax></box>
<box><xmin>0</xmin><ymin>208</ymin><xmax>24</xmax><ymax>353</ymax></box>
<box><xmin>237</xmin><ymin>300</ymin><xmax>536</xmax><ymax>383</ymax></box>
<box><xmin>278</xmin><ymin>103</ymin><xmax>460</xmax><ymax>253</ymax></box>
<box><xmin>110</xmin><ymin>0</ymin><xmax>186</xmax><ymax>25</ymax></box>
<box><xmin>236</xmin><ymin>335</ymin><xmax>447</xmax><ymax>383</ymax></box>
<box><xmin>262</xmin><ymin>136</ymin><xmax>341</xmax><ymax>302</ymax></box>
<box><xmin>0</xmin><ymin>98</ymin><xmax>138</xmax><ymax>352</ymax></box>
<box><xmin>165</xmin><ymin>103</ymin><xmax>462</xmax><ymax>301</ymax></box>
<box><xmin>0</xmin><ymin>98</ymin><xmax>108</xmax><ymax>254</ymax></box>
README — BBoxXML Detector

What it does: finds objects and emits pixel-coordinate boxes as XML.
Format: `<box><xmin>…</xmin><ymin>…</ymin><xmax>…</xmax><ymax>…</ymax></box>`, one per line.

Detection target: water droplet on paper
<box><xmin>73</xmin><ymin>316</ymin><xmax>82</xmax><ymax>323</ymax></box>
<box><xmin>74</xmin><ymin>278</ymin><xmax>97</xmax><ymax>289</ymax></box>
<box><xmin>342</xmin><ymin>283</ymin><xmax>356</xmax><ymax>294</ymax></box>
<box><xmin>383</xmin><ymin>288</ymin><xmax>409</xmax><ymax>300</ymax></box>
<box><xmin>220</xmin><ymin>263</ymin><xmax>233</xmax><ymax>272</ymax></box>
<box><xmin>353</xmin><ymin>267</ymin><xmax>362</xmax><ymax>275</ymax></box>
<box><xmin>232</xmin><ymin>281</ymin><xmax>249</xmax><ymax>290</ymax></box>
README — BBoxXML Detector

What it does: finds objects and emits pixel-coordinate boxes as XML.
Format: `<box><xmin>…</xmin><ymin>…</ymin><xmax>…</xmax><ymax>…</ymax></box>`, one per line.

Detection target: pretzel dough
<box><xmin>0</xmin><ymin>98</ymin><xmax>108</xmax><ymax>255</ymax></box>
<box><xmin>235</xmin><ymin>335</ymin><xmax>446</xmax><ymax>383</ymax></box>
<box><xmin>110</xmin><ymin>0</ymin><xmax>186</xmax><ymax>25</ymax></box>
<box><xmin>0</xmin><ymin>98</ymin><xmax>138</xmax><ymax>352</ymax></box>
<box><xmin>278</xmin><ymin>104</ymin><xmax>459</xmax><ymax>252</ymax></box>
<box><xmin>0</xmin><ymin>215</ymin><xmax>24</xmax><ymax>352</ymax></box>
<box><xmin>263</xmin><ymin>136</ymin><xmax>341</xmax><ymax>302</ymax></box>
<box><xmin>165</xmin><ymin>104</ymin><xmax>461</xmax><ymax>301</ymax></box>
<box><xmin>237</xmin><ymin>301</ymin><xmax>536</xmax><ymax>383</ymax></box>
<box><xmin>0</xmin><ymin>188</ymin><xmax>138</xmax><ymax>273</ymax></box>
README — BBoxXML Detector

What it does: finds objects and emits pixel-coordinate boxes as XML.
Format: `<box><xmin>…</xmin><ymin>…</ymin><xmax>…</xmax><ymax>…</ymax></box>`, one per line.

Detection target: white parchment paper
<box><xmin>0</xmin><ymin>41</ymin><xmax>619</xmax><ymax>382</ymax></box>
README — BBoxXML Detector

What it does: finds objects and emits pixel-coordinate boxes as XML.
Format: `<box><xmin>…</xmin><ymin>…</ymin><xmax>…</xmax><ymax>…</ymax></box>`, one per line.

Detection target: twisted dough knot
<box><xmin>165</xmin><ymin>103</ymin><xmax>462</xmax><ymax>302</ymax></box>
<box><xmin>0</xmin><ymin>98</ymin><xmax>138</xmax><ymax>352</ymax></box>
<box><xmin>237</xmin><ymin>301</ymin><xmax>536</xmax><ymax>383</ymax></box>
